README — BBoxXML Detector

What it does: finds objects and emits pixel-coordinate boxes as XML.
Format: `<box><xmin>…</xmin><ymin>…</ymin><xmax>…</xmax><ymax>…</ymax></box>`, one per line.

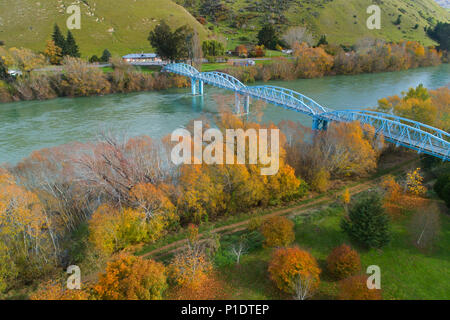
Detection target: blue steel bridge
<box><xmin>162</xmin><ymin>63</ymin><xmax>450</xmax><ymax>161</ymax></box>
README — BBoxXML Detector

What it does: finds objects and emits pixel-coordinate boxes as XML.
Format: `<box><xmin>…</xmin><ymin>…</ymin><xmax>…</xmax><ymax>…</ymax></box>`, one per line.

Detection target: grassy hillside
<box><xmin>0</xmin><ymin>0</ymin><xmax>448</xmax><ymax>57</ymax></box>
<box><xmin>182</xmin><ymin>0</ymin><xmax>450</xmax><ymax>48</ymax></box>
<box><xmin>0</xmin><ymin>0</ymin><xmax>210</xmax><ymax>57</ymax></box>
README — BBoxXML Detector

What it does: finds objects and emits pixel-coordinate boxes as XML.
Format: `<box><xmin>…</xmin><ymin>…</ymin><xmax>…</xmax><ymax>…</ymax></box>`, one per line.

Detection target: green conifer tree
<box><xmin>65</xmin><ymin>30</ymin><xmax>80</xmax><ymax>58</ymax></box>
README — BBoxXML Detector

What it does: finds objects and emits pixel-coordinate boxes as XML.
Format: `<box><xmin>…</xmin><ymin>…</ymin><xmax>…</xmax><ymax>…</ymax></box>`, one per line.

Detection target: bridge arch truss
<box><xmin>162</xmin><ymin>63</ymin><xmax>449</xmax><ymax>161</ymax></box>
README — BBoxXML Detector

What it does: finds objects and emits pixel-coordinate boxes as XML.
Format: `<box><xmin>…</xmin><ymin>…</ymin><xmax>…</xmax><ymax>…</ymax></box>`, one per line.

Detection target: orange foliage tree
<box><xmin>268</xmin><ymin>246</ymin><xmax>321</xmax><ymax>296</ymax></box>
<box><xmin>30</xmin><ymin>280</ymin><xmax>90</xmax><ymax>300</ymax></box>
<box><xmin>168</xmin><ymin>231</ymin><xmax>213</xmax><ymax>289</ymax></box>
<box><xmin>168</xmin><ymin>272</ymin><xmax>228</xmax><ymax>300</ymax></box>
<box><xmin>293</xmin><ymin>43</ymin><xmax>334</xmax><ymax>78</ymax></box>
<box><xmin>93</xmin><ymin>253</ymin><xmax>167</xmax><ymax>300</ymax></box>
<box><xmin>381</xmin><ymin>174</ymin><xmax>426</xmax><ymax>218</ymax></box>
<box><xmin>326</xmin><ymin>244</ymin><xmax>361</xmax><ymax>280</ymax></box>
<box><xmin>338</xmin><ymin>275</ymin><xmax>382</xmax><ymax>300</ymax></box>
<box><xmin>260</xmin><ymin>216</ymin><xmax>295</xmax><ymax>248</ymax></box>
<box><xmin>0</xmin><ymin>169</ymin><xmax>58</xmax><ymax>290</ymax></box>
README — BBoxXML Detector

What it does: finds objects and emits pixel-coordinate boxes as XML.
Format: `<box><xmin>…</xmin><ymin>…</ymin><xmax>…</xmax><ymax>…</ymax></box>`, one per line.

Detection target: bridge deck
<box><xmin>163</xmin><ymin>63</ymin><xmax>450</xmax><ymax>161</ymax></box>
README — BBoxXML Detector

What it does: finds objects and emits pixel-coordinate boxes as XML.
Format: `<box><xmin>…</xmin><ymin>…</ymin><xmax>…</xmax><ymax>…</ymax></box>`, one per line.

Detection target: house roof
<box><xmin>122</xmin><ymin>53</ymin><xmax>158</xmax><ymax>59</ymax></box>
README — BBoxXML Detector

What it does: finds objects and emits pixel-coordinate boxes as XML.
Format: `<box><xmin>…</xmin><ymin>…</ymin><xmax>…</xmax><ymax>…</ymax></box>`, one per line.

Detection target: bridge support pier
<box><xmin>244</xmin><ymin>95</ymin><xmax>250</xmax><ymax>114</ymax></box>
<box><xmin>312</xmin><ymin>117</ymin><xmax>329</xmax><ymax>131</ymax></box>
<box><xmin>235</xmin><ymin>92</ymin><xmax>241</xmax><ymax>114</ymax></box>
<box><xmin>198</xmin><ymin>80</ymin><xmax>204</xmax><ymax>95</ymax></box>
<box><xmin>191</xmin><ymin>78</ymin><xmax>197</xmax><ymax>95</ymax></box>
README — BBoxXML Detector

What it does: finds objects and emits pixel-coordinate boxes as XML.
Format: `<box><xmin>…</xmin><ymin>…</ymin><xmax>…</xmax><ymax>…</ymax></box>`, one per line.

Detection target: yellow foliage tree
<box><xmin>268</xmin><ymin>246</ymin><xmax>321</xmax><ymax>295</ymax></box>
<box><xmin>44</xmin><ymin>40</ymin><xmax>62</xmax><ymax>65</ymax></box>
<box><xmin>93</xmin><ymin>253</ymin><xmax>167</xmax><ymax>300</ymax></box>
<box><xmin>405</xmin><ymin>168</ymin><xmax>426</xmax><ymax>196</ymax></box>
<box><xmin>260</xmin><ymin>216</ymin><xmax>295</xmax><ymax>247</ymax></box>
<box><xmin>0</xmin><ymin>169</ymin><xmax>54</xmax><ymax>290</ymax></box>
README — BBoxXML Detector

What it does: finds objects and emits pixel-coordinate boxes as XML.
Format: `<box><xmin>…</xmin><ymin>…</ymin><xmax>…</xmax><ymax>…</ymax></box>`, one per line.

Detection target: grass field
<box><xmin>0</xmin><ymin>0</ymin><xmax>209</xmax><ymax>57</ymax></box>
<box><xmin>197</xmin><ymin>0</ymin><xmax>449</xmax><ymax>47</ymax></box>
<box><xmin>217</xmin><ymin>202</ymin><xmax>450</xmax><ymax>300</ymax></box>
<box><xmin>1</xmin><ymin>0</ymin><xmax>448</xmax><ymax>58</ymax></box>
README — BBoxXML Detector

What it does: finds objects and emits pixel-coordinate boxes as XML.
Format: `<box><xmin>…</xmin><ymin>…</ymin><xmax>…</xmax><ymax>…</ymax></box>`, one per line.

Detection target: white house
<box><xmin>122</xmin><ymin>53</ymin><xmax>163</xmax><ymax>65</ymax></box>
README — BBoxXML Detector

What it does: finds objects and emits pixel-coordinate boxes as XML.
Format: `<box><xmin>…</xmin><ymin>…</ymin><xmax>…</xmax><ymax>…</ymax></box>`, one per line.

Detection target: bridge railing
<box><xmin>320</xmin><ymin>110</ymin><xmax>450</xmax><ymax>160</ymax></box>
<box><xmin>358</xmin><ymin>110</ymin><xmax>450</xmax><ymax>142</ymax></box>
<box><xmin>162</xmin><ymin>63</ymin><xmax>450</xmax><ymax>161</ymax></box>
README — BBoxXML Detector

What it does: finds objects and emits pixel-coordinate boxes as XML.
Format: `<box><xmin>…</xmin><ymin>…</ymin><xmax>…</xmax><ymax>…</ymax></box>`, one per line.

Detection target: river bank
<box><xmin>0</xmin><ymin>64</ymin><xmax>449</xmax><ymax>165</ymax></box>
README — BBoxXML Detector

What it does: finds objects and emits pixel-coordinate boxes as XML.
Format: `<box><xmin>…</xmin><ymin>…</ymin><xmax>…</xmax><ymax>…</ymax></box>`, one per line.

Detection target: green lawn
<box><xmin>217</xmin><ymin>204</ymin><xmax>450</xmax><ymax>300</ymax></box>
<box><xmin>101</xmin><ymin>65</ymin><xmax>161</xmax><ymax>74</ymax></box>
<box><xmin>201</xmin><ymin>63</ymin><xmax>229</xmax><ymax>72</ymax></box>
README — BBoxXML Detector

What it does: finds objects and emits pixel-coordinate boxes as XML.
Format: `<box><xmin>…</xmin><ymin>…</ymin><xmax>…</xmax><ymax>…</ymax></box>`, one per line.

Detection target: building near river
<box><xmin>122</xmin><ymin>53</ymin><xmax>163</xmax><ymax>65</ymax></box>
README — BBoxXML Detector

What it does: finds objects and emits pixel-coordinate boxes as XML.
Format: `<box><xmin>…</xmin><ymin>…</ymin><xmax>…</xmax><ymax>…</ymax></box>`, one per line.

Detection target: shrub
<box><xmin>93</xmin><ymin>254</ymin><xmax>167</xmax><ymax>300</ymax></box>
<box><xmin>326</xmin><ymin>244</ymin><xmax>361</xmax><ymax>280</ymax></box>
<box><xmin>268</xmin><ymin>246</ymin><xmax>321</xmax><ymax>295</ymax></box>
<box><xmin>341</xmin><ymin>193</ymin><xmax>391</xmax><ymax>248</ymax></box>
<box><xmin>168</xmin><ymin>272</ymin><xmax>227</xmax><ymax>300</ymax></box>
<box><xmin>338</xmin><ymin>275</ymin><xmax>382</xmax><ymax>300</ymax></box>
<box><xmin>247</xmin><ymin>216</ymin><xmax>263</xmax><ymax>232</ymax></box>
<box><xmin>60</xmin><ymin>57</ymin><xmax>111</xmax><ymax>96</ymax></box>
<box><xmin>260</xmin><ymin>216</ymin><xmax>295</xmax><ymax>247</ymax></box>
<box><xmin>30</xmin><ymin>280</ymin><xmax>90</xmax><ymax>300</ymax></box>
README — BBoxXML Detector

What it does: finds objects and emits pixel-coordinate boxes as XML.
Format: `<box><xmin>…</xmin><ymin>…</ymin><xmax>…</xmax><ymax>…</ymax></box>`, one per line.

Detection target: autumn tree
<box><xmin>30</xmin><ymin>280</ymin><xmax>90</xmax><ymax>300</ymax></box>
<box><xmin>44</xmin><ymin>40</ymin><xmax>62</xmax><ymax>65</ymax></box>
<box><xmin>381</xmin><ymin>175</ymin><xmax>405</xmax><ymax>217</ymax></box>
<box><xmin>260</xmin><ymin>216</ymin><xmax>295</xmax><ymax>248</ymax></box>
<box><xmin>235</xmin><ymin>44</ymin><xmax>248</xmax><ymax>57</ymax></box>
<box><xmin>341</xmin><ymin>188</ymin><xmax>351</xmax><ymax>212</ymax></box>
<box><xmin>129</xmin><ymin>182</ymin><xmax>178</xmax><ymax>240</ymax></box>
<box><xmin>293</xmin><ymin>43</ymin><xmax>334</xmax><ymax>78</ymax></box>
<box><xmin>405</xmin><ymin>168</ymin><xmax>426</xmax><ymax>196</ymax></box>
<box><xmin>94</xmin><ymin>253</ymin><xmax>167</xmax><ymax>300</ymax></box>
<box><xmin>0</xmin><ymin>169</ymin><xmax>58</xmax><ymax>290</ymax></box>
<box><xmin>377</xmin><ymin>85</ymin><xmax>444</xmax><ymax>128</ymax></box>
<box><xmin>60</xmin><ymin>57</ymin><xmax>111</xmax><ymax>96</ymax></box>
<box><xmin>338</xmin><ymin>275</ymin><xmax>382</xmax><ymax>300</ymax></box>
<box><xmin>89</xmin><ymin>203</ymin><xmax>169</xmax><ymax>255</ymax></box>
<box><xmin>326</xmin><ymin>244</ymin><xmax>361</xmax><ymax>280</ymax></box>
<box><xmin>341</xmin><ymin>193</ymin><xmax>391</xmax><ymax>249</ymax></box>
<box><xmin>168</xmin><ymin>225</ymin><xmax>214</xmax><ymax>295</ymax></box>
<box><xmin>169</xmin><ymin>272</ymin><xmax>227</xmax><ymax>300</ymax></box>
<box><xmin>282</xmin><ymin>121</ymin><xmax>382</xmax><ymax>188</ymax></box>
<box><xmin>7</xmin><ymin>47</ymin><xmax>45</xmax><ymax>73</ymax></box>
<box><xmin>268</xmin><ymin>246</ymin><xmax>321</xmax><ymax>298</ymax></box>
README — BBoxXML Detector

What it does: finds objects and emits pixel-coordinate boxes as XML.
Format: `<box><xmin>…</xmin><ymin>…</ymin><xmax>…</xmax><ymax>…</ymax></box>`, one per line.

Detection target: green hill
<box><xmin>0</xmin><ymin>0</ymin><xmax>449</xmax><ymax>57</ymax></box>
<box><xmin>0</xmin><ymin>0</ymin><xmax>210</xmax><ymax>57</ymax></box>
<box><xmin>179</xmin><ymin>0</ymin><xmax>450</xmax><ymax>48</ymax></box>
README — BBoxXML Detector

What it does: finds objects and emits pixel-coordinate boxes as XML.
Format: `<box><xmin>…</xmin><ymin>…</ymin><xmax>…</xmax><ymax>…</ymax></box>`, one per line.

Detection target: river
<box><xmin>1</xmin><ymin>64</ymin><xmax>449</xmax><ymax>165</ymax></box>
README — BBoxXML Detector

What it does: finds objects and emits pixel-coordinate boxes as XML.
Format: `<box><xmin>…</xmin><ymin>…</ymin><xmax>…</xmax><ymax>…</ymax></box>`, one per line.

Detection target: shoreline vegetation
<box><xmin>0</xmin><ymin>39</ymin><xmax>446</xmax><ymax>104</ymax></box>
<box><xmin>0</xmin><ymin>83</ymin><xmax>449</xmax><ymax>299</ymax></box>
